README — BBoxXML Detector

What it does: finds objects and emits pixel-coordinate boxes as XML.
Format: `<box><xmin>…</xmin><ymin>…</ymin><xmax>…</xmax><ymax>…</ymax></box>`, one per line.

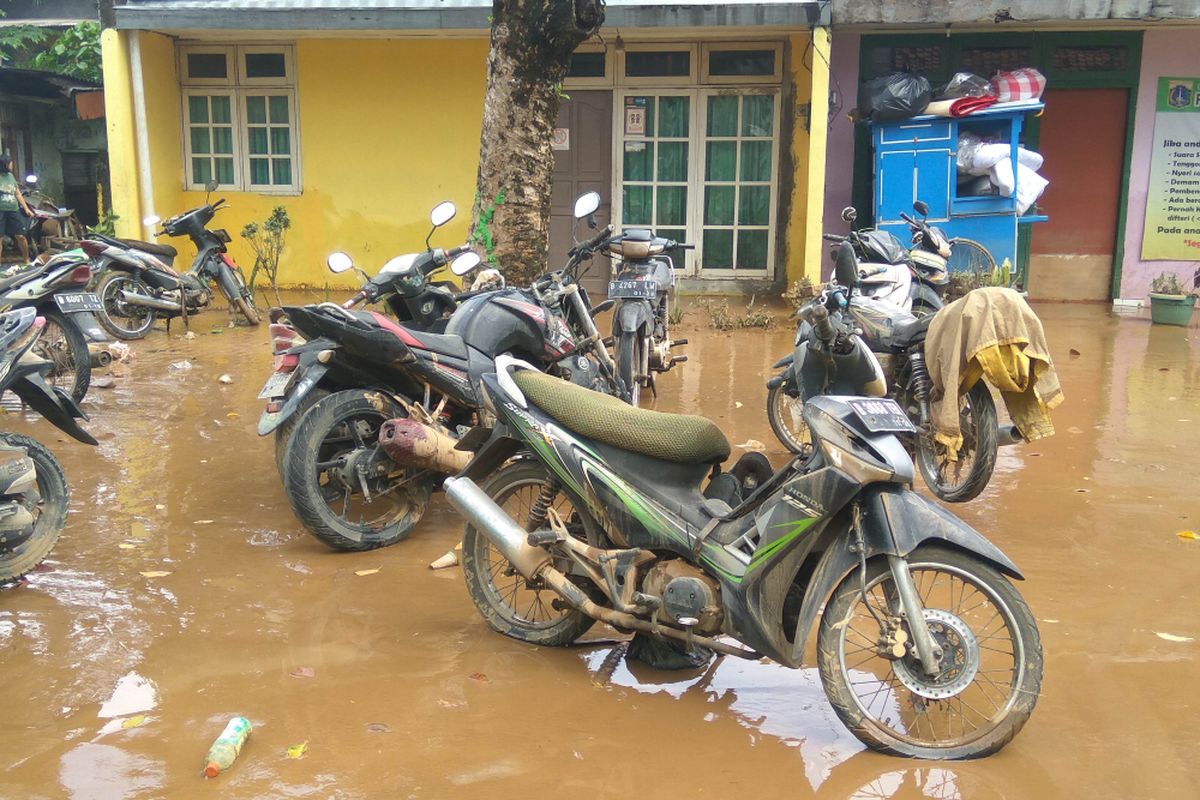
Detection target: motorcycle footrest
<box><xmin>670</xmin><ymin>338</ymin><xmax>689</xmax><ymax>347</ymax></box>
<box><xmin>527</xmin><ymin>530</ymin><xmax>559</xmax><ymax>547</ymax></box>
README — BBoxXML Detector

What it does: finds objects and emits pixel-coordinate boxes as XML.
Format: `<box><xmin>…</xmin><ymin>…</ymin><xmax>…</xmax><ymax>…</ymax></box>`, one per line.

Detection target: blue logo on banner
<box><xmin>1168</xmin><ymin>82</ymin><xmax>1192</xmax><ymax>109</ymax></box>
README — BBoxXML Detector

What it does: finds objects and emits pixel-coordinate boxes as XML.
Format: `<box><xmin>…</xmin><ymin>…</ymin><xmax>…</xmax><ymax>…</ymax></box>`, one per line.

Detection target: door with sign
<box><xmin>551</xmin><ymin>90</ymin><xmax>613</xmax><ymax>299</ymax></box>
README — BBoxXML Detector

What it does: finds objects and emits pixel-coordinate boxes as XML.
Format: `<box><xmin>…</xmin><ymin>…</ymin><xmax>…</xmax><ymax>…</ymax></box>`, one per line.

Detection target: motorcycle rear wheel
<box><xmin>38</xmin><ymin>309</ymin><xmax>91</xmax><ymax>403</ymax></box>
<box><xmin>615</xmin><ymin>331</ymin><xmax>642</xmax><ymax>406</ymax></box>
<box><xmin>915</xmin><ymin>381</ymin><xmax>998</xmax><ymax>503</ymax></box>
<box><xmin>273</xmin><ymin>387</ymin><xmax>331</xmax><ymax>476</ymax></box>
<box><xmin>0</xmin><ymin>434</ymin><xmax>70</xmax><ymax>582</ymax></box>
<box><xmin>95</xmin><ymin>271</ymin><xmax>157</xmax><ymax>340</ymax></box>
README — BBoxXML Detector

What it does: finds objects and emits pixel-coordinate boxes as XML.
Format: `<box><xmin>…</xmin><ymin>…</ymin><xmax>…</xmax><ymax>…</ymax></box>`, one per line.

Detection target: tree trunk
<box><xmin>471</xmin><ymin>0</ymin><xmax>605</xmax><ymax>286</ymax></box>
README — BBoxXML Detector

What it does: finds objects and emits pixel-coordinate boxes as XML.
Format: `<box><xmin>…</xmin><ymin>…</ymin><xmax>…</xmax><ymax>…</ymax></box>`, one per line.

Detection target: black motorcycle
<box><xmin>443</xmin><ymin>340</ymin><xmax>1041</xmax><ymax>759</ymax></box>
<box><xmin>86</xmin><ymin>180</ymin><xmax>259</xmax><ymax>337</ymax></box>
<box><xmin>0</xmin><ymin>307</ymin><xmax>98</xmax><ymax>583</ymax></box>
<box><xmin>767</xmin><ymin>242</ymin><xmax>1007</xmax><ymax>503</ymax></box>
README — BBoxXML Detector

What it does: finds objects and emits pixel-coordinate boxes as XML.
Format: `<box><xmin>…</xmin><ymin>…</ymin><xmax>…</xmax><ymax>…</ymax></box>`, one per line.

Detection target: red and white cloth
<box><xmin>989</xmin><ymin>69</ymin><xmax>1046</xmax><ymax>103</ymax></box>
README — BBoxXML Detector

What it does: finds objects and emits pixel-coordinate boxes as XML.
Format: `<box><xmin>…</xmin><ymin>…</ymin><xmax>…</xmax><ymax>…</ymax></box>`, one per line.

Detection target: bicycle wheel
<box><xmin>946</xmin><ymin>239</ymin><xmax>996</xmax><ymax>286</ymax></box>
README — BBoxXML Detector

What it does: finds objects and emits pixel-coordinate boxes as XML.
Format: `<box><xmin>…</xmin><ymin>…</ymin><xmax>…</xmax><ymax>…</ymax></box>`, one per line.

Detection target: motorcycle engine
<box><xmin>642</xmin><ymin>559</ymin><xmax>723</xmax><ymax>635</ymax></box>
<box><xmin>556</xmin><ymin>354</ymin><xmax>606</xmax><ymax>392</ymax></box>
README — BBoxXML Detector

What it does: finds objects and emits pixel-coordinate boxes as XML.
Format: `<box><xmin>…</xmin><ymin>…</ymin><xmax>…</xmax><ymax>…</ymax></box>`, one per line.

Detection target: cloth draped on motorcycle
<box><xmin>925</xmin><ymin>287</ymin><xmax>1063</xmax><ymax>457</ymax></box>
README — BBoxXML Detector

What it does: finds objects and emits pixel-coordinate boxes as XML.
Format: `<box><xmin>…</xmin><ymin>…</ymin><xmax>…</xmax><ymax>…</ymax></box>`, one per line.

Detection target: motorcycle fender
<box><xmin>772</xmin><ymin>353</ymin><xmax>793</xmax><ymax>369</ymax></box>
<box><xmin>910</xmin><ymin>282</ymin><xmax>943</xmax><ymax>313</ymax></box>
<box><xmin>57</xmin><ymin>309</ymin><xmax>108</xmax><ymax>343</ymax></box>
<box><xmin>10</xmin><ymin>374</ymin><xmax>98</xmax><ymax>446</ymax></box>
<box><xmin>214</xmin><ymin>258</ymin><xmax>242</xmax><ymax>303</ymax></box>
<box><xmin>256</xmin><ymin>363</ymin><xmax>328</xmax><ymax>436</ymax></box>
<box><xmin>611</xmin><ymin>300</ymin><xmax>652</xmax><ymax>336</ymax></box>
<box><xmin>789</xmin><ymin>486</ymin><xmax>1021</xmax><ymax>656</ymax></box>
<box><xmin>455</xmin><ymin>424</ymin><xmax>526</xmax><ymax>482</ymax></box>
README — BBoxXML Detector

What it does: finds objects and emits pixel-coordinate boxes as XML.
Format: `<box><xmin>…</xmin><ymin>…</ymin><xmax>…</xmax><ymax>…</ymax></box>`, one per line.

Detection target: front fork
<box><xmin>563</xmin><ymin>285</ymin><xmax>625</xmax><ymax>398</ymax></box>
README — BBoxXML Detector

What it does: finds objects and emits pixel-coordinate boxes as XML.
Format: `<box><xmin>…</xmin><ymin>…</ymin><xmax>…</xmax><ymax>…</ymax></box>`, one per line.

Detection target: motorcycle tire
<box><xmin>462</xmin><ymin>460</ymin><xmax>598</xmax><ymax>647</ymax></box>
<box><xmin>766</xmin><ymin>382</ymin><xmax>811</xmax><ymax>455</ymax></box>
<box><xmin>0</xmin><ymin>433</ymin><xmax>70</xmax><ymax>582</ymax></box>
<box><xmin>95</xmin><ymin>271</ymin><xmax>157</xmax><ymax>340</ymax></box>
<box><xmin>817</xmin><ymin>544</ymin><xmax>1042</xmax><ymax>759</ymax></box>
<box><xmin>39</xmin><ymin>309</ymin><xmax>91</xmax><ymax>403</ymax></box>
<box><xmin>282</xmin><ymin>389</ymin><xmax>432</xmax><ymax>551</ymax></box>
<box><xmin>273</xmin><ymin>387</ymin><xmax>331</xmax><ymax>475</ymax></box>
<box><xmin>217</xmin><ymin>261</ymin><xmax>260</xmax><ymax>326</ymax></box>
<box><xmin>615</xmin><ymin>331</ymin><xmax>641</xmax><ymax>406</ymax></box>
<box><xmin>915</xmin><ymin>381</ymin><xmax>998</xmax><ymax>503</ymax></box>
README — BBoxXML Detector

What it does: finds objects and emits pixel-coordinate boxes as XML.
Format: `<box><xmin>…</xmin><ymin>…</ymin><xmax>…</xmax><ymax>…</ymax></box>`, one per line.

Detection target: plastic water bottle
<box><xmin>203</xmin><ymin>716</ymin><xmax>252</xmax><ymax>778</ymax></box>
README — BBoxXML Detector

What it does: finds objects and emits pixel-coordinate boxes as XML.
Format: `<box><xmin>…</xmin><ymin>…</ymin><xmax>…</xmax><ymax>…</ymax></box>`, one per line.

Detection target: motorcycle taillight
<box><xmin>269</xmin><ymin>322</ymin><xmax>302</xmax><ymax>354</ymax></box>
<box><xmin>69</xmin><ymin>265</ymin><xmax>92</xmax><ymax>285</ymax></box>
<box><xmin>80</xmin><ymin>240</ymin><xmax>107</xmax><ymax>258</ymax></box>
<box><xmin>272</xmin><ymin>353</ymin><xmax>300</xmax><ymax>372</ymax></box>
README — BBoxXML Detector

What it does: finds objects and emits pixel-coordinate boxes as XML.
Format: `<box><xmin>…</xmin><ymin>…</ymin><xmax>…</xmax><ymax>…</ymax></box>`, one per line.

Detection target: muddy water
<box><xmin>0</xmin><ymin>301</ymin><xmax>1197</xmax><ymax>799</ymax></box>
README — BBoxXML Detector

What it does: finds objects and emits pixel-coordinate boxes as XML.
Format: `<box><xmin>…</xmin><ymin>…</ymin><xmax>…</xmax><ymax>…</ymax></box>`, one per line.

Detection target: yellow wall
<box><xmin>107</xmin><ymin>35</ymin><xmax>489</xmax><ymax>290</ymax></box>
<box><xmin>784</xmin><ymin>28</ymin><xmax>830</xmax><ymax>287</ymax></box>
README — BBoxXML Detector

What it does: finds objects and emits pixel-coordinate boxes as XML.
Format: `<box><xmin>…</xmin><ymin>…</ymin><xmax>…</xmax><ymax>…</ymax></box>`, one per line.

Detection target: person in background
<box><xmin>0</xmin><ymin>155</ymin><xmax>33</xmax><ymax>262</ymax></box>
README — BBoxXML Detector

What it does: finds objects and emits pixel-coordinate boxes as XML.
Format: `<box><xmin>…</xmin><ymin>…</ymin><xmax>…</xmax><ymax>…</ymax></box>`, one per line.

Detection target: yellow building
<box><xmin>102</xmin><ymin>1</ymin><xmax>830</xmax><ymax>293</ymax></box>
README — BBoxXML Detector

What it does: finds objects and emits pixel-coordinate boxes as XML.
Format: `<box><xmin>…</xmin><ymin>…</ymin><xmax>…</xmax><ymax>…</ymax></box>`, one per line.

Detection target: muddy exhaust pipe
<box><xmin>379</xmin><ymin>418</ymin><xmax>472</xmax><ymax>474</ymax></box>
<box><xmin>998</xmin><ymin>424</ymin><xmax>1023</xmax><ymax>447</ymax></box>
<box><xmin>442</xmin><ymin>476</ymin><xmax>759</xmax><ymax>660</ymax></box>
<box><xmin>86</xmin><ymin>342</ymin><xmax>112</xmax><ymax>369</ymax></box>
<box><xmin>116</xmin><ymin>289</ymin><xmax>182</xmax><ymax>313</ymax></box>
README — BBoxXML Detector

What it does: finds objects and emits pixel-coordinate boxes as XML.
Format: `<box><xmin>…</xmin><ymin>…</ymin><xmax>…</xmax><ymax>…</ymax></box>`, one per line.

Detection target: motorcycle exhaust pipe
<box><xmin>86</xmin><ymin>342</ymin><xmax>112</xmax><ymax>369</ymax></box>
<box><xmin>998</xmin><ymin>424</ymin><xmax>1023</xmax><ymax>446</ymax></box>
<box><xmin>378</xmin><ymin>418</ymin><xmax>472</xmax><ymax>474</ymax></box>
<box><xmin>443</xmin><ymin>477</ymin><xmax>551</xmax><ymax>579</ymax></box>
<box><xmin>116</xmin><ymin>289</ymin><xmax>182</xmax><ymax>313</ymax></box>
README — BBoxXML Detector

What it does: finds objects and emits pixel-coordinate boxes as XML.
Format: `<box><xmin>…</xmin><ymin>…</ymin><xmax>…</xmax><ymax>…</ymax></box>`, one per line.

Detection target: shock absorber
<box><xmin>909</xmin><ymin>351</ymin><xmax>932</xmax><ymax>424</ymax></box>
<box><xmin>527</xmin><ymin>480</ymin><xmax>560</xmax><ymax>530</ymax></box>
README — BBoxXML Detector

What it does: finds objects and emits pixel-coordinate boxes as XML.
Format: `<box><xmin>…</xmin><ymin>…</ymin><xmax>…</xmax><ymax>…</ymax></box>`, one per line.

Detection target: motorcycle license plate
<box><xmin>257</xmin><ymin>370</ymin><xmax>295</xmax><ymax>400</ymax></box>
<box><xmin>848</xmin><ymin>398</ymin><xmax>915</xmax><ymax>434</ymax></box>
<box><xmin>54</xmin><ymin>292</ymin><xmax>102</xmax><ymax>314</ymax></box>
<box><xmin>608</xmin><ymin>279</ymin><xmax>657</xmax><ymax>299</ymax></box>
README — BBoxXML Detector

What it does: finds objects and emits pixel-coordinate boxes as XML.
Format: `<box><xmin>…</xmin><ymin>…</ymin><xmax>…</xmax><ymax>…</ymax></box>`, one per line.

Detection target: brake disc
<box><xmin>892</xmin><ymin>608</ymin><xmax>979</xmax><ymax>700</ymax></box>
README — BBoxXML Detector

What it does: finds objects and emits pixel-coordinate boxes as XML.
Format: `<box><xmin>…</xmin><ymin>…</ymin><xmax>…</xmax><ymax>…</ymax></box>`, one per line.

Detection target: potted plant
<box><xmin>1148</xmin><ymin>272</ymin><xmax>1197</xmax><ymax>327</ymax></box>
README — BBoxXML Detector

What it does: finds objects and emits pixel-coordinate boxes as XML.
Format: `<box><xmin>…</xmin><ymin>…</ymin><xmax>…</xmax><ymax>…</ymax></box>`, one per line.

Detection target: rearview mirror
<box><xmin>143</xmin><ymin>214</ymin><xmax>161</xmax><ymax>226</ymax></box>
<box><xmin>573</xmin><ymin>192</ymin><xmax>601</xmax><ymax>219</ymax></box>
<box><xmin>450</xmin><ymin>251</ymin><xmax>481</xmax><ymax>276</ymax></box>
<box><xmin>430</xmin><ymin>201</ymin><xmax>456</xmax><ymax>228</ymax></box>
<box><xmin>24</xmin><ymin>174</ymin><xmax>37</xmax><ymax>185</ymax></box>
<box><xmin>841</xmin><ymin>206</ymin><xmax>858</xmax><ymax>224</ymax></box>
<box><xmin>834</xmin><ymin>242</ymin><xmax>858</xmax><ymax>289</ymax></box>
<box><xmin>913</xmin><ymin>200</ymin><xmax>929</xmax><ymax>217</ymax></box>
<box><xmin>327</xmin><ymin>251</ymin><xmax>354</xmax><ymax>273</ymax></box>
<box><xmin>205</xmin><ymin>179</ymin><xmax>219</xmax><ymax>193</ymax></box>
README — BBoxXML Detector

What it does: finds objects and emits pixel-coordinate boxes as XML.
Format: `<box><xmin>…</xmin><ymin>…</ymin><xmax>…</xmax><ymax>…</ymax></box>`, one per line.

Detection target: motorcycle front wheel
<box><xmin>915</xmin><ymin>381</ymin><xmax>998</xmax><ymax>503</ymax></box>
<box><xmin>95</xmin><ymin>271</ymin><xmax>157</xmax><ymax>340</ymax></box>
<box><xmin>615</xmin><ymin>331</ymin><xmax>643</xmax><ymax>406</ymax></box>
<box><xmin>816</xmin><ymin>545</ymin><xmax>1042</xmax><ymax>759</ymax></box>
<box><xmin>0</xmin><ymin>434</ymin><xmax>70</xmax><ymax>582</ymax></box>
<box><xmin>282</xmin><ymin>389</ymin><xmax>432</xmax><ymax>551</ymax></box>
<box><xmin>38</xmin><ymin>309</ymin><xmax>91</xmax><ymax>402</ymax></box>
<box><xmin>766</xmin><ymin>381</ymin><xmax>811</xmax><ymax>455</ymax></box>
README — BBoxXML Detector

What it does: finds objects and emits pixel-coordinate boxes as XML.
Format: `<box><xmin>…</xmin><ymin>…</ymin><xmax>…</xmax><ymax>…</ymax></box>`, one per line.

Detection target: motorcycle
<box><xmin>443</xmin><ymin>344</ymin><xmax>1042</xmax><ymax>759</ymax></box>
<box><xmin>766</xmin><ymin>242</ymin><xmax>1009</xmax><ymax>503</ymax></box>
<box><xmin>0</xmin><ymin>247</ymin><xmax>112</xmax><ymax>402</ymax></box>
<box><xmin>85</xmin><ymin>180</ymin><xmax>259</xmax><ymax>338</ymax></box>
<box><xmin>606</xmin><ymin>229</ymin><xmax>690</xmax><ymax>404</ymax></box>
<box><xmin>0</xmin><ymin>307</ymin><xmax>99</xmax><ymax>583</ymax></box>
<box><xmin>266</xmin><ymin>193</ymin><xmax>623</xmax><ymax>551</ymax></box>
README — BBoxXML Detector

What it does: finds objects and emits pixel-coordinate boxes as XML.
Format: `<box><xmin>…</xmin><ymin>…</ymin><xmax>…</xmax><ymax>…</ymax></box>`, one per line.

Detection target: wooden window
<box><xmin>702</xmin><ymin>42</ymin><xmax>783</xmax><ymax>85</ymax></box>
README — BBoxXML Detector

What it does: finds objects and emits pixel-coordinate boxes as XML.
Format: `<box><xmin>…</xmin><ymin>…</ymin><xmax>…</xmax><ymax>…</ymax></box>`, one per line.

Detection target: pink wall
<box><xmin>1120</xmin><ymin>28</ymin><xmax>1200</xmax><ymax>300</ymax></box>
<box><xmin>822</xmin><ymin>32</ymin><xmax>860</xmax><ymax>278</ymax></box>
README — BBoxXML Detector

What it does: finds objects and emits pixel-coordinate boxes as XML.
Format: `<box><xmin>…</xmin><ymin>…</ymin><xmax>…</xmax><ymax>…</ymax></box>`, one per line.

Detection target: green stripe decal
<box><xmin>750</xmin><ymin>518</ymin><xmax>816</xmax><ymax>568</ymax></box>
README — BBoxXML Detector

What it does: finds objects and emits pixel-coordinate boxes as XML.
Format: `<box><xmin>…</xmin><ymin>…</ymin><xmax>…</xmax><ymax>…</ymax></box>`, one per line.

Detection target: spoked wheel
<box><xmin>282</xmin><ymin>389</ymin><xmax>432</xmax><ymax>551</ymax></box>
<box><xmin>37</xmin><ymin>309</ymin><xmax>91</xmax><ymax>402</ymax></box>
<box><xmin>95</xmin><ymin>271</ymin><xmax>156</xmax><ymax>340</ymax></box>
<box><xmin>948</xmin><ymin>238</ymin><xmax>998</xmax><ymax>287</ymax></box>
<box><xmin>615</xmin><ymin>331</ymin><xmax>643</xmax><ymax>406</ymax></box>
<box><xmin>766</xmin><ymin>382</ymin><xmax>812</xmax><ymax>455</ymax></box>
<box><xmin>461</xmin><ymin>460</ymin><xmax>597</xmax><ymax>647</ymax></box>
<box><xmin>0</xmin><ymin>434</ymin><xmax>70</xmax><ymax>582</ymax></box>
<box><xmin>817</xmin><ymin>545</ymin><xmax>1042</xmax><ymax>759</ymax></box>
<box><xmin>915</xmin><ymin>381</ymin><xmax>998</xmax><ymax>503</ymax></box>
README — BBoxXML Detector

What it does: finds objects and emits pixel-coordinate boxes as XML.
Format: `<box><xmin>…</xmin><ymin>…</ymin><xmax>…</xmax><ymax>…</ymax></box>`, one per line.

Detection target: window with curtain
<box><xmin>621</xmin><ymin>94</ymin><xmax>691</xmax><ymax>252</ymax></box>
<box><xmin>178</xmin><ymin>45</ymin><xmax>299</xmax><ymax>193</ymax></box>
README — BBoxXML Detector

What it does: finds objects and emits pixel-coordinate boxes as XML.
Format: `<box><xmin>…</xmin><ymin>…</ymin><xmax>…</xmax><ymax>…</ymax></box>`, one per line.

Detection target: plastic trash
<box><xmin>858</xmin><ymin>71</ymin><xmax>931</xmax><ymax>122</ymax></box>
<box><xmin>203</xmin><ymin>716</ymin><xmax>252</xmax><ymax>778</ymax></box>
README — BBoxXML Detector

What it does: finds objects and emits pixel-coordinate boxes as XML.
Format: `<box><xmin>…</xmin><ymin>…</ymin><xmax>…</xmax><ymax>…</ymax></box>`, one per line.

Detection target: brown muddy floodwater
<box><xmin>0</xmin><ymin>299</ymin><xmax>1198</xmax><ymax>799</ymax></box>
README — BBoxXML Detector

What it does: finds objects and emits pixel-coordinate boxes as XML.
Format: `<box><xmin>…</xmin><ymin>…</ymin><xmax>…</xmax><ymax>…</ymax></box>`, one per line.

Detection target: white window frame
<box><xmin>564</xmin><ymin>44</ymin><xmax>613</xmax><ymax>89</ymax></box>
<box><xmin>242</xmin><ymin>92</ymin><xmax>299</xmax><ymax>191</ymax></box>
<box><xmin>617</xmin><ymin>43</ymin><xmax>697</xmax><ymax>87</ymax></box>
<box><xmin>701</xmin><ymin>41</ymin><xmax>784</xmax><ymax>85</ymax></box>
<box><xmin>178</xmin><ymin>43</ymin><xmax>301</xmax><ymax>195</ymax></box>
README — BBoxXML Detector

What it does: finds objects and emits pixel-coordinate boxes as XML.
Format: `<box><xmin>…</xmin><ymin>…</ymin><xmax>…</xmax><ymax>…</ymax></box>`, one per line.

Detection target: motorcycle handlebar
<box><xmin>812</xmin><ymin>306</ymin><xmax>836</xmax><ymax>342</ymax></box>
<box><xmin>823</xmin><ymin>233</ymin><xmax>846</xmax><ymax>243</ymax></box>
<box><xmin>860</xmin><ymin>265</ymin><xmax>889</xmax><ymax>278</ymax></box>
<box><xmin>446</xmin><ymin>244</ymin><xmax>471</xmax><ymax>258</ymax></box>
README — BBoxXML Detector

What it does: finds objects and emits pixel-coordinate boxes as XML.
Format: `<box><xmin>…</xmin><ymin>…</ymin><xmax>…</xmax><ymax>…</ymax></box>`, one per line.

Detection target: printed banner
<box><xmin>1142</xmin><ymin>77</ymin><xmax>1200</xmax><ymax>260</ymax></box>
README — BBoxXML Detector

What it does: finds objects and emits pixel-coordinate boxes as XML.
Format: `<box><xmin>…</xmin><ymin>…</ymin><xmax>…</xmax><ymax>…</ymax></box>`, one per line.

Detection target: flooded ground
<box><xmin>0</xmin><ymin>298</ymin><xmax>1197</xmax><ymax>799</ymax></box>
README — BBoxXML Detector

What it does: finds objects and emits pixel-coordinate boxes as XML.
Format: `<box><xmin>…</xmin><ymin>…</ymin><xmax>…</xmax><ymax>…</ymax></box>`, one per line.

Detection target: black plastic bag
<box><xmin>859</xmin><ymin>71</ymin><xmax>931</xmax><ymax>122</ymax></box>
<box><xmin>937</xmin><ymin>72</ymin><xmax>993</xmax><ymax>100</ymax></box>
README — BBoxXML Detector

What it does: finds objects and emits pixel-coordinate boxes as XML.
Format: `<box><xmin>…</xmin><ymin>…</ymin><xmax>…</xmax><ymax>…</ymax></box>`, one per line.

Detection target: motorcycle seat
<box><xmin>119</xmin><ymin>238</ymin><xmax>178</xmax><ymax>260</ymax></box>
<box><xmin>356</xmin><ymin>311</ymin><xmax>469</xmax><ymax>361</ymax></box>
<box><xmin>512</xmin><ymin>370</ymin><xmax>730</xmax><ymax>465</ymax></box>
<box><xmin>889</xmin><ymin>315</ymin><xmax>933</xmax><ymax>348</ymax></box>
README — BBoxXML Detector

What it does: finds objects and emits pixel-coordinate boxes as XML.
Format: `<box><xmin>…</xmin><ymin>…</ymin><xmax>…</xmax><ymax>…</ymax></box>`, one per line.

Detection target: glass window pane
<box><xmin>246</xmin><ymin>96</ymin><xmax>267</xmax><ymax>124</ymax></box>
<box><xmin>624</xmin><ymin>97</ymin><xmax>654</xmax><ymax>139</ymax></box>
<box><xmin>705</xmin><ymin>141</ymin><xmax>736</xmax><ymax>181</ymax></box>
<box><xmin>656</xmin><ymin>141</ymin><xmax>687</xmax><ymax>182</ymax></box>
<box><xmin>187</xmin><ymin>52</ymin><xmax>227</xmax><ymax>80</ymax></box>
<box><xmin>625</xmin><ymin>51</ymin><xmax>690</xmax><ymax>78</ymax></box>
<box><xmin>268</xmin><ymin>95</ymin><xmax>289</xmax><ymax>124</ymax></box>
<box><xmin>738</xmin><ymin>186</ymin><xmax>770</xmax><ymax>226</ymax></box>
<box><xmin>704</xmin><ymin>186</ymin><xmax>735</xmax><ymax>226</ymax></box>
<box><xmin>658</xmin><ymin>229</ymin><xmax>688</xmax><ymax>264</ymax></box>
<box><xmin>569</xmin><ymin>52</ymin><xmax>605</xmax><ymax>78</ymax></box>
<box><xmin>187</xmin><ymin>95</ymin><xmax>209</xmax><ymax>124</ymax></box>
<box><xmin>270</xmin><ymin>127</ymin><xmax>291</xmax><ymax>155</ymax></box>
<box><xmin>215</xmin><ymin>158</ymin><xmax>234</xmax><ymax>185</ymax></box>
<box><xmin>658</xmin><ymin>96</ymin><xmax>689</xmax><ymax>138</ymax></box>
<box><xmin>706</xmin><ymin>96</ymin><xmax>738</xmax><ymax>137</ymax></box>
<box><xmin>736</xmin><ymin>229</ymin><xmax>769</xmax><ymax>269</ymax></box>
<box><xmin>656</xmin><ymin>187</ymin><xmax>687</xmax><ymax>227</ymax></box>
<box><xmin>703</xmin><ymin>229</ymin><xmax>733</xmax><ymax>269</ymax></box>
<box><xmin>742</xmin><ymin>96</ymin><xmax>774</xmax><ymax>137</ymax></box>
<box><xmin>190</xmin><ymin>127</ymin><xmax>211</xmax><ymax>155</ymax></box>
<box><xmin>211</xmin><ymin>96</ymin><xmax>231</xmax><ymax>124</ymax></box>
<box><xmin>740</xmin><ymin>140</ymin><xmax>772</xmax><ymax>182</ymax></box>
<box><xmin>622</xmin><ymin>185</ymin><xmax>652</xmax><ymax>226</ymax></box>
<box><xmin>247</xmin><ymin>127</ymin><xmax>268</xmax><ymax>156</ymax></box>
<box><xmin>709</xmin><ymin>49</ymin><xmax>775</xmax><ymax>77</ymax></box>
<box><xmin>622</xmin><ymin>142</ymin><xmax>653</xmax><ymax>182</ymax></box>
<box><xmin>245</xmin><ymin>52</ymin><xmax>286</xmax><ymax>79</ymax></box>
<box><xmin>249</xmin><ymin>158</ymin><xmax>270</xmax><ymax>185</ymax></box>
<box><xmin>272</xmin><ymin>158</ymin><xmax>292</xmax><ymax>186</ymax></box>
<box><xmin>212</xmin><ymin>127</ymin><xmax>233</xmax><ymax>155</ymax></box>
<box><xmin>192</xmin><ymin>157</ymin><xmax>212</xmax><ymax>184</ymax></box>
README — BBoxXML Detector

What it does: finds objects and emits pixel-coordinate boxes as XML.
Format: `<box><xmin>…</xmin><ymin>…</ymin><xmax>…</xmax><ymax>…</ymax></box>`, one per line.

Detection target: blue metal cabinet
<box><xmin>871</xmin><ymin>102</ymin><xmax>1047</xmax><ymax>272</ymax></box>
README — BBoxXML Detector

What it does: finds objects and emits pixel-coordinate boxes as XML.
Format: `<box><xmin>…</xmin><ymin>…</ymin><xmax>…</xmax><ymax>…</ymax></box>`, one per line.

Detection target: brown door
<box><xmin>1028</xmin><ymin>88</ymin><xmax>1129</xmax><ymax>301</ymax></box>
<box><xmin>550</xmin><ymin>90</ymin><xmax>613</xmax><ymax>299</ymax></box>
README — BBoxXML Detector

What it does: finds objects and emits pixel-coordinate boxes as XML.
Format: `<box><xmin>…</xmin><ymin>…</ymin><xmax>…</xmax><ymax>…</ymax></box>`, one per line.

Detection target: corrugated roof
<box><xmin>114</xmin><ymin>0</ymin><xmax>828</xmax><ymax>30</ymax></box>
